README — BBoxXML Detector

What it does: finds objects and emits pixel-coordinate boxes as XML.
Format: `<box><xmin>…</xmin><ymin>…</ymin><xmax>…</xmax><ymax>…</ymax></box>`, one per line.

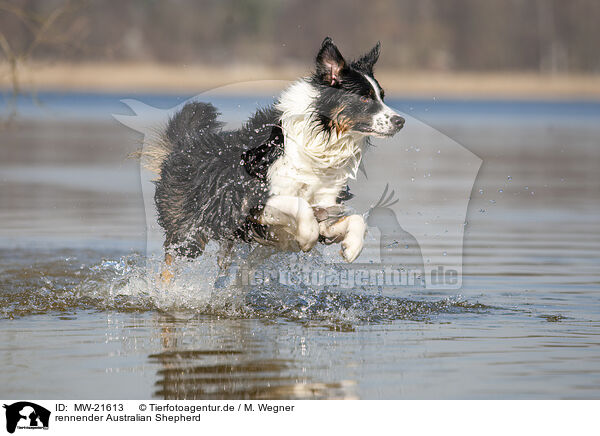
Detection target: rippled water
<box><xmin>1</xmin><ymin>94</ymin><xmax>599</xmax><ymax>399</ymax></box>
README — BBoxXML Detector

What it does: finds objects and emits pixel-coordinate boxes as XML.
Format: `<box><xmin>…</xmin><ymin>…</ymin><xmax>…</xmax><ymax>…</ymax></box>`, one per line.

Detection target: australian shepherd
<box><xmin>141</xmin><ymin>37</ymin><xmax>405</xmax><ymax>275</ymax></box>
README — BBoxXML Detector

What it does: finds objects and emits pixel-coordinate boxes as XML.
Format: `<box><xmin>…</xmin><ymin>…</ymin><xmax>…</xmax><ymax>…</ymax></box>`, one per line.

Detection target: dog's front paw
<box><xmin>340</xmin><ymin>215</ymin><xmax>366</xmax><ymax>262</ymax></box>
<box><xmin>341</xmin><ymin>234</ymin><xmax>364</xmax><ymax>263</ymax></box>
<box><xmin>296</xmin><ymin>216</ymin><xmax>320</xmax><ymax>252</ymax></box>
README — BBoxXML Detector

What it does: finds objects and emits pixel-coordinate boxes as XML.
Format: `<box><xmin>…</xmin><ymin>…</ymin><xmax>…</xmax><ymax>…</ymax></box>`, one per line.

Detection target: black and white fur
<box><xmin>146</xmin><ymin>37</ymin><xmax>404</xmax><ymax>267</ymax></box>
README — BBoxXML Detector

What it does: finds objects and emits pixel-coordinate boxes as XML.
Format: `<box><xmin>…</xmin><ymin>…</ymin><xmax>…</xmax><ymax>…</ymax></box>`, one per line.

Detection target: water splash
<box><xmin>0</xmin><ymin>246</ymin><xmax>492</xmax><ymax>326</ymax></box>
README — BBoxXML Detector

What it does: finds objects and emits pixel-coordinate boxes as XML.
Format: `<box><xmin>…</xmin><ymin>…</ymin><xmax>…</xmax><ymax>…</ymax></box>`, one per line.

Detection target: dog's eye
<box><xmin>360</xmin><ymin>95</ymin><xmax>370</xmax><ymax>103</ymax></box>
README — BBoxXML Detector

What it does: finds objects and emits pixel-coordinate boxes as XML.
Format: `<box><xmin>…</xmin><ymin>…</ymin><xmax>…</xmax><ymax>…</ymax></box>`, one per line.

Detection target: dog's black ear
<box><xmin>353</xmin><ymin>41</ymin><xmax>381</xmax><ymax>73</ymax></box>
<box><xmin>316</xmin><ymin>37</ymin><xmax>346</xmax><ymax>86</ymax></box>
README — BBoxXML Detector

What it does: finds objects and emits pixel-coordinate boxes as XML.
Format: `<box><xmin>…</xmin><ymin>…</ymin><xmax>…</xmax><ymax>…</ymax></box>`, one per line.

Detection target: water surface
<box><xmin>1</xmin><ymin>93</ymin><xmax>599</xmax><ymax>399</ymax></box>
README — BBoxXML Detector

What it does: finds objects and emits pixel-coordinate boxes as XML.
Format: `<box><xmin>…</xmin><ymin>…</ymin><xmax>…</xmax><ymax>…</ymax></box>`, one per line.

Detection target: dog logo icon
<box><xmin>3</xmin><ymin>402</ymin><xmax>50</xmax><ymax>434</ymax></box>
<box><xmin>115</xmin><ymin>80</ymin><xmax>481</xmax><ymax>290</ymax></box>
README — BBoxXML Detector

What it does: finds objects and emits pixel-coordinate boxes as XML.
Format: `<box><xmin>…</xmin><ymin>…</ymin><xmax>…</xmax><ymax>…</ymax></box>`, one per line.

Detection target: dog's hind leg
<box><xmin>160</xmin><ymin>252</ymin><xmax>175</xmax><ymax>284</ymax></box>
<box><xmin>159</xmin><ymin>235</ymin><xmax>206</xmax><ymax>285</ymax></box>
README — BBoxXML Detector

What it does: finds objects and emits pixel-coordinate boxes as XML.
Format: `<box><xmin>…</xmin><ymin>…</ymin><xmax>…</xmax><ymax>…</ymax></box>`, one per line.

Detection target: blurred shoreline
<box><xmin>2</xmin><ymin>62</ymin><xmax>600</xmax><ymax>100</ymax></box>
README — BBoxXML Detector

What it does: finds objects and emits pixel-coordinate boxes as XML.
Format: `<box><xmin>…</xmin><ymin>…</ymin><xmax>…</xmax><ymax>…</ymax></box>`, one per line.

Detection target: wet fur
<box><xmin>143</xmin><ymin>37</ymin><xmax>404</xmax><ymax>261</ymax></box>
<box><xmin>153</xmin><ymin>103</ymin><xmax>282</xmax><ymax>257</ymax></box>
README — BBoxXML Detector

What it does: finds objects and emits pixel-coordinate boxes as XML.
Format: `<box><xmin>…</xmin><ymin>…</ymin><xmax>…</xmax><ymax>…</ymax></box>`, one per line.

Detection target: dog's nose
<box><xmin>391</xmin><ymin>115</ymin><xmax>405</xmax><ymax>129</ymax></box>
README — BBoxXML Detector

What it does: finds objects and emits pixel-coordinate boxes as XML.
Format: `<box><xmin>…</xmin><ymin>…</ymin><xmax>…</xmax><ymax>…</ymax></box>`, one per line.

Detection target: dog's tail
<box><xmin>137</xmin><ymin>102</ymin><xmax>224</xmax><ymax>178</ymax></box>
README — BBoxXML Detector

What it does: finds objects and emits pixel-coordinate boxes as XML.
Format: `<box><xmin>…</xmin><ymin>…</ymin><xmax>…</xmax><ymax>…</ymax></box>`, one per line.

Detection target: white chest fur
<box><xmin>268</xmin><ymin>80</ymin><xmax>366</xmax><ymax>207</ymax></box>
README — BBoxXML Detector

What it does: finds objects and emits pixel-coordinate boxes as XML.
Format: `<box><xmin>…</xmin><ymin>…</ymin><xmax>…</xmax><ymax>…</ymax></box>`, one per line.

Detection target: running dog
<box><xmin>140</xmin><ymin>37</ymin><xmax>405</xmax><ymax>277</ymax></box>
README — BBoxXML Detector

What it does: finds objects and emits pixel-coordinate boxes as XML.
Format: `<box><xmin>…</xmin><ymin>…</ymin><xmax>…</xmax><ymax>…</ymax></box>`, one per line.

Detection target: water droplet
<box><xmin>410</xmin><ymin>177</ymin><xmax>415</xmax><ymax>182</ymax></box>
<box><xmin>478</xmin><ymin>189</ymin><xmax>484</xmax><ymax>195</ymax></box>
<box><xmin>507</xmin><ymin>176</ymin><xmax>512</xmax><ymax>181</ymax></box>
<box><xmin>443</xmin><ymin>251</ymin><xmax>447</xmax><ymax>256</ymax></box>
<box><xmin>498</xmin><ymin>189</ymin><xmax>503</xmax><ymax>193</ymax></box>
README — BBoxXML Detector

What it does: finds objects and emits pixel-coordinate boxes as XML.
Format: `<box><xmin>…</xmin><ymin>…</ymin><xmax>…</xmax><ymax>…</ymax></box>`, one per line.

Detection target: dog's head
<box><xmin>312</xmin><ymin>37</ymin><xmax>404</xmax><ymax>137</ymax></box>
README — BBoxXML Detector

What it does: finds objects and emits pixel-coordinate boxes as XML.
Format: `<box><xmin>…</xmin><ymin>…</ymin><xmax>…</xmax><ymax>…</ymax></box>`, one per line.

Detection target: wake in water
<box><xmin>0</xmin><ymin>245</ymin><xmax>491</xmax><ymax>326</ymax></box>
